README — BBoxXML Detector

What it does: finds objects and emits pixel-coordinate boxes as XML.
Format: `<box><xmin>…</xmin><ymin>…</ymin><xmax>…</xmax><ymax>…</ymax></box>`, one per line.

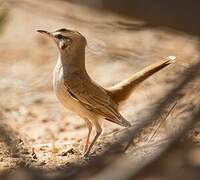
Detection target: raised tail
<box><xmin>107</xmin><ymin>56</ymin><xmax>176</xmax><ymax>104</ymax></box>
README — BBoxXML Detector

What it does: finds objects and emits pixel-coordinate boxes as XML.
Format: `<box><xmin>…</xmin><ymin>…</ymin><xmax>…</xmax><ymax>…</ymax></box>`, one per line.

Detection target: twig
<box><xmin>147</xmin><ymin>101</ymin><xmax>177</xmax><ymax>142</ymax></box>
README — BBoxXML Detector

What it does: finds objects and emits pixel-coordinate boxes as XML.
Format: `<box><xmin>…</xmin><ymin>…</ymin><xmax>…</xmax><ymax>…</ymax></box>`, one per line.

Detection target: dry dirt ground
<box><xmin>0</xmin><ymin>0</ymin><xmax>200</xmax><ymax>175</ymax></box>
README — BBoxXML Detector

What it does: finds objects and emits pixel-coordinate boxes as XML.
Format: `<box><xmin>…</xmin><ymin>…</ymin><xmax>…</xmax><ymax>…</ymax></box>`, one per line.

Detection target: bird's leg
<box><xmin>83</xmin><ymin>119</ymin><xmax>92</xmax><ymax>153</ymax></box>
<box><xmin>84</xmin><ymin>121</ymin><xmax>102</xmax><ymax>157</ymax></box>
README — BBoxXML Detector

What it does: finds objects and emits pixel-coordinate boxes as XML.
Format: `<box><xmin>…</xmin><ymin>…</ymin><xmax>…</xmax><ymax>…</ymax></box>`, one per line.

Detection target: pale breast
<box><xmin>52</xmin><ymin>58</ymin><xmax>94</xmax><ymax>119</ymax></box>
<box><xmin>53</xmin><ymin>60</ymin><xmax>75</xmax><ymax>110</ymax></box>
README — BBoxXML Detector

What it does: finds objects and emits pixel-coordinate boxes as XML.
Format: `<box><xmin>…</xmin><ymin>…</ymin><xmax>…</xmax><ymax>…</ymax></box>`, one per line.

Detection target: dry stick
<box><xmin>36</xmin><ymin>60</ymin><xmax>200</xmax><ymax>180</ymax></box>
<box><xmin>134</xmin><ymin>108</ymin><xmax>200</xmax><ymax>179</ymax></box>
<box><xmin>6</xmin><ymin>60</ymin><xmax>200</xmax><ymax>180</ymax></box>
<box><xmin>31</xmin><ymin>60</ymin><xmax>200</xmax><ymax>180</ymax></box>
<box><xmin>90</xmin><ymin>108</ymin><xmax>200</xmax><ymax>180</ymax></box>
<box><xmin>147</xmin><ymin>101</ymin><xmax>177</xmax><ymax>143</ymax></box>
<box><xmin>70</xmin><ymin>63</ymin><xmax>197</xmax><ymax>180</ymax></box>
<box><xmin>123</xmin><ymin>98</ymin><xmax>173</xmax><ymax>152</ymax></box>
<box><xmin>85</xmin><ymin>61</ymin><xmax>200</xmax><ymax>180</ymax></box>
<box><xmin>32</xmin><ymin>61</ymin><xmax>191</xmax><ymax>180</ymax></box>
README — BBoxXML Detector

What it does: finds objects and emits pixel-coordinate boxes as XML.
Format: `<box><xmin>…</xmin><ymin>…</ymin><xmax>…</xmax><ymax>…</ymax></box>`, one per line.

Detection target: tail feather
<box><xmin>107</xmin><ymin>56</ymin><xmax>176</xmax><ymax>104</ymax></box>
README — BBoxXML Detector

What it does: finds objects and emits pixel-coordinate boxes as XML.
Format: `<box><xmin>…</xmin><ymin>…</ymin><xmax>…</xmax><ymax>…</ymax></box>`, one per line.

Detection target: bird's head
<box><xmin>37</xmin><ymin>28</ymin><xmax>87</xmax><ymax>55</ymax></box>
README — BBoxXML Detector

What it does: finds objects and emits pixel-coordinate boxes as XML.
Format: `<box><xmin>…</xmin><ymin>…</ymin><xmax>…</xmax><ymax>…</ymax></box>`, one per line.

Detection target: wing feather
<box><xmin>63</xmin><ymin>74</ymin><xmax>130</xmax><ymax>127</ymax></box>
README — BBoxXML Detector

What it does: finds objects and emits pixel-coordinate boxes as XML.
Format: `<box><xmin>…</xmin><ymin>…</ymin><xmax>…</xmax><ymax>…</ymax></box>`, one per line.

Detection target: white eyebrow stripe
<box><xmin>52</xmin><ymin>32</ymin><xmax>62</xmax><ymax>36</ymax></box>
<box><xmin>53</xmin><ymin>32</ymin><xmax>70</xmax><ymax>38</ymax></box>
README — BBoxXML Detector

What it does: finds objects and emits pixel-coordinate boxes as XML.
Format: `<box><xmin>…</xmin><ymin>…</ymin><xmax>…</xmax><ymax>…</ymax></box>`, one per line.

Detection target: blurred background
<box><xmin>0</xmin><ymin>0</ymin><xmax>200</xmax><ymax>179</ymax></box>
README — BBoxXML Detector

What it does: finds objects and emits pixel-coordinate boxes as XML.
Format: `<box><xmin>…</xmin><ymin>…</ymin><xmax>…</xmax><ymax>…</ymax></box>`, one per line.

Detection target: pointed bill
<box><xmin>37</xmin><ymin>30</ymin><xmax>52</xmax><ymax>37</ymax></box>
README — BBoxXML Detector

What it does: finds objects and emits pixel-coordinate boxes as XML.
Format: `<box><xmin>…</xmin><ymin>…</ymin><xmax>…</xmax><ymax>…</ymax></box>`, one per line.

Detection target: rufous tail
<box><xmin>107</xmin><ymin>56</ymin><xmax>176</xmax><ymax>104</ymax></box>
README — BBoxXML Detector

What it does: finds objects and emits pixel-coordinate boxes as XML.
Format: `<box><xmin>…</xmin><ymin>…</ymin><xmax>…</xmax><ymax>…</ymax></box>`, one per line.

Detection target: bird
<box><xmin>37</xmin><ymin>28</ymin><xmax>175</xmax><ymax>156</ymax></box>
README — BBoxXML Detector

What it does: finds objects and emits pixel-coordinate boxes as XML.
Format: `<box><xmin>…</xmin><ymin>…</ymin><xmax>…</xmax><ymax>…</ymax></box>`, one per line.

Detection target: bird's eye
<box><xmin>55</xmin><ymin>34</ymin><xmax>63</xmax><ymax>39</ymax></box>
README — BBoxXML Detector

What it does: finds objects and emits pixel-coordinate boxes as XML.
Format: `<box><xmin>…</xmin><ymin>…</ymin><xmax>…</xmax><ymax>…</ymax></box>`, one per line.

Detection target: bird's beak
<box><xmin>37</xmin><ymin>30</ymin><xmax>52</xmax><ymax>38</ymax></box>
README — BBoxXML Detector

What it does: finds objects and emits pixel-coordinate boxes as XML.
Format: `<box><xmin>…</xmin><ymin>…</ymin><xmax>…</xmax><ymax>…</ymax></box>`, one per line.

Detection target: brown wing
<box><xmin>63</xmin><ymin>73</ymin><xmax>130</xmax><ymax>127</ymax></box>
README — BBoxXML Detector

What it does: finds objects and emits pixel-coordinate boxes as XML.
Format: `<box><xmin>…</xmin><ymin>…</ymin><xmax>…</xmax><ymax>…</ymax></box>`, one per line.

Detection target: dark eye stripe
<box><xmin>54</xmin><ymin>34</ymin><xmax>63</xmax><ymax>39</ymax></box>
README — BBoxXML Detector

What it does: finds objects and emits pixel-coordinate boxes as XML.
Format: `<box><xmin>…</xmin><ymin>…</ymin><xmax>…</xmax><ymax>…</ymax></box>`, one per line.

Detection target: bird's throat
<box><xmin>58</xmin><ymin>50</ymin><xmax>87</xmax><ymax>76</ymax></box>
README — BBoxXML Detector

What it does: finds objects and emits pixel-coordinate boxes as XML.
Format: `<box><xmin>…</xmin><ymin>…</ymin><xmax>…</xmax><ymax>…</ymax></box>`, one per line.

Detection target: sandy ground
<box><xmin>0</xmin><ymin>0</ymin><xmax>199</xmax><ymax>174</ymax></box>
